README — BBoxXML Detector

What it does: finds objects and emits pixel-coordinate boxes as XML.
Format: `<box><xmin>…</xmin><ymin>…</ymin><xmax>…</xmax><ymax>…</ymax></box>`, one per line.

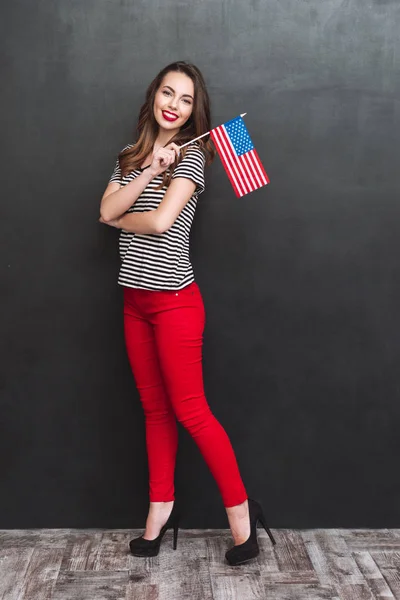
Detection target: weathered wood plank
<box><xmin>261</xmin><ymin>570</ymin><xmax>320</xmax><ymax>584</ymax></box>
<box><xmin>339</xmin><ymin>584</ymin><xmax>379</xmax><ymax>600</ymax></box>
<box><xmin>370</xmin><ymin>551</ymin><xmax>400</xmax><ymax>571</ymax></box>
<box><xmin>210</xmin><ymin>573</ymin><xmax>265</xmax><ymax>600</ymax></box>
<box><xmin>181</xmin><ymin>528</ymin><xmax>227</xmax><ymax>539</ymax></box>
<box><xmin>52</xmin><ymin>571</ymin><xmax>128</xmax><ymax>600</ymax></box>
<box><xmin>61</xmin><ymin>531</ymin><xmax>103</xmax><ymax>571</ymax></box>
<box><xmin>342</xmin><ymin>530</ymin><xmax>400</xmax><ymax>550</ymax></box>
<box><xmin>0</xmin><ymin>546</ymin><xmax>34</xmax><ymax>600</ymax></box>
<box><xmin>377</xmin><ymin>569</ymin><xmax>400</xmax><ymax>599</ymax></box>
<box><xmin>301</xmin><ymin>530</ymin><xmax>335</xmax><ymax>586</ymax></box>
<box><xmin>274</xmin><ymin>529</ymin><xmax>316</xmax><ymax>572</ymax></box>
<box><xmin>126</xmin><ymin>582</ymin><xmax>159</xmax><ymax>600</ymax></box>
<box><xmin>302</xmin><ymin>530</ymin><xmax>375</xmax><ymax>600</ymax></box>
<box><xmin>263</xmin><ymin>583</ymin><xmax>340</xmax><ymax>599</ymax></box>
<box><xmin>93</xmin><ymin>532</ymin><xmax>131</xmax><ymax>571</ymax></box>
<box><xmin>146</xmin><ymin>537</ymin><xmax>213</xmax><ymax>600</ymax></box>
<box><xmin>0</xmin><ymin>529</ymin><xmax>69</xmax><ymax>550</ymax></box>
<box><xmin>257</xmin><ymin>530</ymin><xmax>282</xmax><ymax>573</ymax></box>
<box><xmin>18</xmin><ymin>547</ymin><xmax>64</xmax><ymax>600</ymax></box>
<box><xmin>352</xmin><ymin>551</ymin><xmax>395</xmax><ymax>599</ymax></box>
<box><xmin>302</xmin><ymin>530</ymin><xmax>365</xmax><ymax>585</ymax></box>
<box><xmin>369</xmin><ymin>551</ymin><xmax>400</xmax><ymax>599</ymax></box>
<box><xmin>0</xmin><ymin>530</ymin><xmax>39</xmax><ymax>549</ymax></box>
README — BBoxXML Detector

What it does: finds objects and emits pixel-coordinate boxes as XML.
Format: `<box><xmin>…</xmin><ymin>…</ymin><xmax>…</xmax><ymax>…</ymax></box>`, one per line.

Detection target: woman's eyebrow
<box><xmin>163</xmin><ymin>85</ymin><xmax>193</xmax><ymax>100</ymax></box>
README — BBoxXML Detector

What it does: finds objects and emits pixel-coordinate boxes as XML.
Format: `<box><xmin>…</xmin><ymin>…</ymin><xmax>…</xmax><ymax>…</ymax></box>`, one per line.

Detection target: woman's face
<box><xmin>153</xmin><ymin>71</ymin><xmax>194</xmax><ymax>134</ymax></box>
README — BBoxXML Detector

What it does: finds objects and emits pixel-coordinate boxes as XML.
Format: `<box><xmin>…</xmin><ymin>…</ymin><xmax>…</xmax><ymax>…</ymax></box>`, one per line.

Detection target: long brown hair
<box><xmin>118</xmin><ymin>61</ymin><xmax>216</xmax><ymax>188</ymax></box>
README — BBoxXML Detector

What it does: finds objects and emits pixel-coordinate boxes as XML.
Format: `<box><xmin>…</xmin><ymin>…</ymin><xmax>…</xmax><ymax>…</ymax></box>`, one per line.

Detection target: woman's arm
<box><xmin>99</xmin><ymin>169</ymin><xmax>154</xmax><ymax>222</ymax></box>
<box><xmin>100</xmin><ymin>177</ymin><xmax>196</xmax><ymax>235</ymax></box>
<box><xmin>124</xmin><ymin>177</ymin><xmax>197</xmax><ymax>233</ymax></box>
<box><xmin>99</xmin><ymin>210</ymin><xmax>158</xmax><ymax>234</ymax></box>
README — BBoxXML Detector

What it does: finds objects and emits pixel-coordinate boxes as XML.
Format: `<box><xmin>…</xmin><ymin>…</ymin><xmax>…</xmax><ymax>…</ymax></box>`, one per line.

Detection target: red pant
<box><xmin>123</xmin><ymin>281</ymin><xmax>248</xmax><ymax>508</ymax></box>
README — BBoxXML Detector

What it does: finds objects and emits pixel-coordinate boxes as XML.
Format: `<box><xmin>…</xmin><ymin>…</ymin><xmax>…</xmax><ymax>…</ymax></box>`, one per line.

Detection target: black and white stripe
<box><xmin>108</xmin><ymin>142</ymin><xmax>206</xmax><ymax>291</ymax></box>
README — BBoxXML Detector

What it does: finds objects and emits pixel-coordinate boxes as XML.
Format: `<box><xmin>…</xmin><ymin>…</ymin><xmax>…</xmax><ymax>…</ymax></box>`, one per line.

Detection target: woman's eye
<box><xmin>183</xmin><ymin>99</ymin><xmax>191</xmax><ymax>105</ymax></box>
<box><xmin>163</xmin><ymin>90</ymin><xmax>171</xmax><ymax>96</ymax></box>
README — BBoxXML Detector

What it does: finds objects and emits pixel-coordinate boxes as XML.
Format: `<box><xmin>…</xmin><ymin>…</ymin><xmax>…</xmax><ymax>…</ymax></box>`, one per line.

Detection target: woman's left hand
<box><xmin>99</xmin><ymin>215</ymin><xmax>121</xmax><ymax>229</ymax></box>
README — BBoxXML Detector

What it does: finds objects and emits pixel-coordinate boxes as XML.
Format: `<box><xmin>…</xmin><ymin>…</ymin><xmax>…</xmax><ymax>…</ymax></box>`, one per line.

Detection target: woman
<box><xmin>99</xmin><ymin>61</ymin><xmax>276</xmax><ymax>565</ymax></box>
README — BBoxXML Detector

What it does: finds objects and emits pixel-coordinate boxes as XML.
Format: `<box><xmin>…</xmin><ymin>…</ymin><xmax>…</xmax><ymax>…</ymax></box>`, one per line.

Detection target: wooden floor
<box><xmin>1</xmin><ymin>528</ymin><xmax>400</xmax><ymax>599</ymax></box>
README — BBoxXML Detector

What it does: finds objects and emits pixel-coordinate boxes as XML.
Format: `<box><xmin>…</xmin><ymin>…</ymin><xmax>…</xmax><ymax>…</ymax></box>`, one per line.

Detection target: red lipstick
<box><xmin>162</xmin><ymin>110</ymin><xmax>178</xmax><ymax>122</ymax></box>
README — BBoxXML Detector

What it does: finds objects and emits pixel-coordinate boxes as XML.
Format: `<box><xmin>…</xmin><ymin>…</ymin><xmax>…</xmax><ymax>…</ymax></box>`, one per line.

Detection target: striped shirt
<box><xmin>108</xmin><ymin>142</ymin><xmax>206</xmax><ymax>291</ymax></box>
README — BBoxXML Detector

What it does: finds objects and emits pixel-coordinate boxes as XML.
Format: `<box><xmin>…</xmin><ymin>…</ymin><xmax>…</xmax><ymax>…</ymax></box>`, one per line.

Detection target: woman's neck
<box><xmin>154</xmin><ymin>127</ymin><xmax>179</xmax><ymax>149</ymax></box>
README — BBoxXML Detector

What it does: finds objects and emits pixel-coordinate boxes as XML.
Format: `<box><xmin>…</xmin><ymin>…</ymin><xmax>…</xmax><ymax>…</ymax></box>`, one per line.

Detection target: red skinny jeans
<box><xmin>123</xmin><ymin>280</ymin><xmax>248</xmax><ymax>508</ymax></box>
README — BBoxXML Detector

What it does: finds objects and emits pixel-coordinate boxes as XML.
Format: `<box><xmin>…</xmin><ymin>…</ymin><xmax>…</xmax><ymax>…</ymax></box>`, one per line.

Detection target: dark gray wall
<box><xmin>1</xmin><ymin>0</ymin><xmax>399</xmax><ymax>528</ymax></box>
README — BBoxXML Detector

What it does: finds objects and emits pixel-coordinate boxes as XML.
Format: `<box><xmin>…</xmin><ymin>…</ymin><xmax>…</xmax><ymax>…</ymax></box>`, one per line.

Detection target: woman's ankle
<box><xmin>149</xmin><ymin>500</ymin><xmax>174</xmax><ymax>509</ymax></box>
<box><xmin>225</xmin><ymin>498</ymin><xmax>248</xmax><ymax>516</ymax></box>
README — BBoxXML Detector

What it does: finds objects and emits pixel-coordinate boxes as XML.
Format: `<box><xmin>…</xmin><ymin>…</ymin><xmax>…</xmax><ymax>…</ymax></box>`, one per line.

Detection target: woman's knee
<box><xmin>173</xmin><ymin>395</ymin><xmax>214</xmax><ymax>431</ymax></box>
<box><xmin>139</xmin><ymin>387</ymin><xmax>174</xmax><ymax>419</ymax></box>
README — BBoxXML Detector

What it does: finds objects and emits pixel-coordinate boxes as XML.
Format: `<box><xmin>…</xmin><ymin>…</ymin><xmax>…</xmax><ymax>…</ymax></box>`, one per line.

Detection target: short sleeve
<box><xmin>171</xmin><ymin>144</ymin><xmax>206</xmax><ymax>196</ymax></box>
<box><xmin>108</xmin><ymin>157</ymin><xmax>122</xmax><ymax>184</ymax></box>
<box><xmin>108</xmin><ymin>143</ymin><xmax>133</xmax><ymax>185</ymax></box>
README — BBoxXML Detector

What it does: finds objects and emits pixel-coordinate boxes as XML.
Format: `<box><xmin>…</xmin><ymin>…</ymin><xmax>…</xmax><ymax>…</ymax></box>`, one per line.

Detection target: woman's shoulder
<box><xmin>172</xmin><ymin>141</ymin><xmax>206</xmax><ymax>194</ymax></box>
<box><xmin>185</xmin><ymin>140</ymin><xmax>202</xmax><ymax>151</ymax></box>
<box><xmin>182</xmin><ymin>141</ymin><xmax>206</xmax><ymax>162</ymax></box>
<box><xmin>120</xmin><ymin>142</ymin><xmax>135</xmax><ymax>152</ymax></box>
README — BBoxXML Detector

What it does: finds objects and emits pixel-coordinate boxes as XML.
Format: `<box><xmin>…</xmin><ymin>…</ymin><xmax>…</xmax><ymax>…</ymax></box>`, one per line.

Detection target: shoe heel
<box><xmin>173</xmin><ymin>521</ymin><xmax>179</xmax><ymax>550</ymax></box>
<box><xmin>258</xmin><ymin>511</ymin><xmax>276</xmax><ymax>546</ymax></box>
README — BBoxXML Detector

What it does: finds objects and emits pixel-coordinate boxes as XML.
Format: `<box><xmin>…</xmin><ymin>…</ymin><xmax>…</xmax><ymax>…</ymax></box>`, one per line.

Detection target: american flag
<box><xmin>210</xmin><ymin>116</ymin><xmax>269</xmax><ymax>197</ymax></box>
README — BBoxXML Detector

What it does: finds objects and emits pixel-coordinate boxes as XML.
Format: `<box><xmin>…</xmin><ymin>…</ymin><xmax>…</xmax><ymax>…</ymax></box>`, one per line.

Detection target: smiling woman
<box><xmin>154</xmin><ymin>73</ymin><xmax>194</xmax><ymax>128</ymax></box>
<box><xmin>99</xmin><ymin>61</ymin><xmax>276</xmax><ymax>567</ymax></box>
<box><xmin>157</xmin><ymin>82</ymin><xmax>194</xmax><ymax>122</ymax></box>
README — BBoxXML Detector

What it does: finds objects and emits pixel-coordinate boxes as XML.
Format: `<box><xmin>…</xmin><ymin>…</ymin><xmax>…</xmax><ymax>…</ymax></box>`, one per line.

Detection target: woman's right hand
<box><xmin>149</xmin><ymin>143</ymin><xmax>180</xmax><ymax>178</ymax></box>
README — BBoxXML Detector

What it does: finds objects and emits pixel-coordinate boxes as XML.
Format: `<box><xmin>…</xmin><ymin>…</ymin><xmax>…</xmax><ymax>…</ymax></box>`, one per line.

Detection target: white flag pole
<box><xmin>177</xmin><ymin>113</ymin><xmax>247</xmax><ymax>151</ymax></box>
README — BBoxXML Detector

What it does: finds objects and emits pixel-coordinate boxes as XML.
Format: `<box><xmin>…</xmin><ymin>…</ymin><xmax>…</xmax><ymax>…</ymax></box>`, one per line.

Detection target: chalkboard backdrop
<box><xmin>1</xmin><ymin>0</ymin><xmax>399</xmax><ymax>528</ymax></box>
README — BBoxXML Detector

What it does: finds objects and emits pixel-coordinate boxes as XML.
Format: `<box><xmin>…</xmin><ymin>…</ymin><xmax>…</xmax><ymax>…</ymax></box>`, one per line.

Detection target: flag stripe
<box><xmin>210</xmin><ymin>128</ymin><xmax>242</xmax><ymax>197</ymax></box>
<box><xmin>244</xmin><ymin>151</ymin><xmax>263</xmax><ymax>188</ymax></box>
<box><xmin>247</xmin><ymin>153</ymin><xmax>264</xmax><ymax>187</ymax></box>
<box><xmin>248</xmin><ymin>150</ymin><xmax>267</xmax><ymax>187</ymax></box>
<box><xmin>215</xmin><ymin>125</ymin><xmax>247</xmax><ymax>196</ymax></box>
<box><xmin>251</xmin><ymin>149</ymin><xmax>270</xmax><ymax>184</ymax></box>
<box><xmin>210</xmin><ymin>128</ymin><xmax>241</xmax><ymax>196</ymax></box>
<box><xmin>211</xmin><ymin>126</ymin><xmax>245</xmax><ymax>196</ymax></box>
<box><xmin>239</xmin><ymin>153</ymin><xmax>258</xmax><ymax>190</ymax></box>
<box><xmin>237</xmin><ymin>154</ymin><xmax>256</xmax><ymax>192</ymax></box>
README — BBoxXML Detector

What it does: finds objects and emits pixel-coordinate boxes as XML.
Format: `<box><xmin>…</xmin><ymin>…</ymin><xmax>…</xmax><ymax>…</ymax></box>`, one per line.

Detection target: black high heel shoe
<box><xmin>129</xmin><ymin>502</ymin><xmax>181</xmax><ymax>557</ymax></box>
<box><xmin>225</xmin><ymin>497</ymin><xmax>276</xmax><ymax>566</ymax></box>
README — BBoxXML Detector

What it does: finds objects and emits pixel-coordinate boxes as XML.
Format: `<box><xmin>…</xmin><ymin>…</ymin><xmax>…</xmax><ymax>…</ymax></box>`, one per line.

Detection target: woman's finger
<box><xmin>166</xmin><ymin>142</ymin><xmax>180</xmax><ymax>158</ymax></box>
<box><xmin>159</xmin><ymin>153</ymin><xmax>173</xmax><ymax>166</ymax></box>
<box><xmin>158</xmin><ymin>149</ymin><xmax>175</xmax><ymax>165</ymax></box>
<box><xmin>156</xmin><ymin>148</ymin><xmax>172</xmax><ymax>161</ymax></box>
<box><xmin>159</xmin><ymin>146</ymin><xmax>177</xmax><ymax>159</ymax></box>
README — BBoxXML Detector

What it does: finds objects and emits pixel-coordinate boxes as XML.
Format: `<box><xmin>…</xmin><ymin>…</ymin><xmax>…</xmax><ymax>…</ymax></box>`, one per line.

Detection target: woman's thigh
<box><xmin>152</xmin><ymin>283</ymin><xmax>208</xmax><ymax>419</ymax></box>
<box><xmin>123</xmin><ymin>288</ymin><xmax>171</xmax><ymax>413</ymax></box>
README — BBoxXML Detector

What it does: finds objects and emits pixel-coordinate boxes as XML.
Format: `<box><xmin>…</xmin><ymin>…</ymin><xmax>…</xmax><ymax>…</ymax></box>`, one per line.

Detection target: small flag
<box><xmin>210</xmin><ymin>116</ymin><xmax>269</xmax><ymax>197</ymax></box>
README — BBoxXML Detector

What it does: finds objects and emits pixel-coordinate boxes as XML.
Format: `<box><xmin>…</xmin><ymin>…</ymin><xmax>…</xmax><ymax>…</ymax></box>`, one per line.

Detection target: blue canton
<box><xmin>224</xmin><ymin>116</ymin><xmax>254</xmax><ymax>157</ymax></box>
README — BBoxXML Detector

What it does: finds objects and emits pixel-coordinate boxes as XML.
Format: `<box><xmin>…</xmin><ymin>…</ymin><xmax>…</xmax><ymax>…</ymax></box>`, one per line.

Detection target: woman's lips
<box><xmin>162</xmin><ymin>110</ymin><xmax>178</xmax><ymax>122</ymax></box>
